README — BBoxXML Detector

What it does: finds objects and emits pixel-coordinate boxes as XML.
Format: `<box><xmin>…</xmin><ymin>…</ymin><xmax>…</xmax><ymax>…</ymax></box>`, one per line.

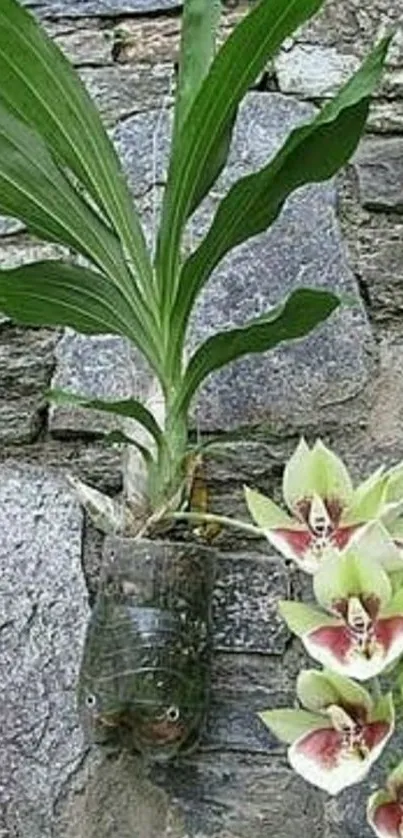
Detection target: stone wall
<box><xmin>1</xmin><ymin>1</ymin><xmax>403</xmax><ymax>836</ymax></box>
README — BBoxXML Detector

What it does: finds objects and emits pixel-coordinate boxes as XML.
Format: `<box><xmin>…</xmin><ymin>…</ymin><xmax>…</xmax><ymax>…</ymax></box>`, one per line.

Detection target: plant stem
<box><xmin>168</xmin><ymin>510</ymin><xmax>263</xmax><ymax>537</ymax></box>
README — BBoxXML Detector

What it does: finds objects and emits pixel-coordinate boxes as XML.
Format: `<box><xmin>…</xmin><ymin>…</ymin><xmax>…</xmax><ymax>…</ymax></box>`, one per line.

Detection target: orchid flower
<box><xmin>279</xmin><ymin>528</ymin><xmax>403</xmax><ymax>680</ymax></box>
<box><xmin>245</xmin><ymin>438</ymin><xmax>397</xmax><ymax>574</ymax></box>
<box><xmin>260</xmin><ymin>670</ymin><xmax>394</xmax><ymax>796</ymax></box>
<box><xmin>368</xmin><ymin>761</ymin><xmax>403</xmax><ymax>837</ymax></box>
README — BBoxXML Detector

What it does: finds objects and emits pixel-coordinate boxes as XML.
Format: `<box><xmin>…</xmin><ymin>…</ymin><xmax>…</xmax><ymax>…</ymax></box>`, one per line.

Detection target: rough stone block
<box><xmin>204</xmin><ymin>649</ymin><xmax>303</xmax><ymax>753</ymax></box>
<box><xmin>354</xmin><ymin>137</ymin><xmax>403</xmax><ymax>212</ymax></box>
<box><xmin>0</xmin><ymin>325</ymin><xmax>58</xmax><ymax>444</ymax></box>
<box><xmin>49</xmin><ymin>333</ymin><xmax>149</xmax><ymax>436</ymax></box>
<box><xmin>274</xmin><ymin>44</ymin><xmax>360</xmax><ymax>98</ymax></box>
<box><xmin>79</xmin><ymin>64</ymin><xmax>173</xmax><ymax>126</ymax></box>
<box><xmin>26</xmin><ymin>0</ymin><xmax>180</xmax><ymax>16</ymax></box>
<box><xmin>52</xmin><ymin>24</ymin><xmax>113</xmax><ymax>66</ymax></box>
<box><xmin>213</xmin><ymin>551</ymin><xmax>290</xmax><ymax>654</ymax></box>
<box><xmin>0</xmin><ymin>466</ymin><xmax>88</xmax><ymax>838</ymax></box>
<box><xmin>56</xmin><ymin>751</ymin><xmax>325</xmax><ymax>838</ymax></box>
<box><xmin>151</xmin><ymin>754</ymin><xmax>325</xmax><ymax>838</ymax></box>
<box><xmin>357</xmin><ymin>219</ymin><xmax>403</xmax><ymax>321</ymax></box>
<box><xmin>368</xmin><ymin>100</ymin><xmax>403</xmax><ymax>134</ymax></box>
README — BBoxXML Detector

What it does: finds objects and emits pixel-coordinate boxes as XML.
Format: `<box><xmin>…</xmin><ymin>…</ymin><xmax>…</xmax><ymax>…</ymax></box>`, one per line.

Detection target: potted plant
<box><xmin>0</xmin><ymin>0</ymin><xmax>391</xmax><ymax>759</ymax></box>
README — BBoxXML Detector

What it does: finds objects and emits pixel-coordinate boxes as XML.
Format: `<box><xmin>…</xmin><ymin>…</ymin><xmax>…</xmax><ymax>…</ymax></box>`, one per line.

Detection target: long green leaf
<box><xmin>0</xmin><ymin>105</ymin><xmax>124</xmax><ymax>278</ymax></box>
<box><xmin>0</xmin><ymin>103</ymin><xmax>163</xmax><ymax>370</ymax></box>
<box><xmin>171</xmin><ymin>36</ymin><xmax>391</xmax><ymax>362</ymax></box>
<box><xmin>47</xmin><ymin>389</ymin><xmax>163</xmax><ymax>449</ymax></box>
<box><xmin>101</xmin><ymin>430</ymin><xmax>155</xmax><ymax>466</ymax></box>
<box><xmin>175</xmin><ymin>288</ymin><xmax>339</xmax><ymax>414</ymax></box>
<box><xmin>173</xmin><ymin>0</ymin><xmax>222</xmax><ymax>139</ymax></box>
<box><xmin>156</xmin><ymin>0</ymin><xmax>326</xmax><ymax>305</ymax></box>
<box><xmin>0</xmin><ymin>262</ymin><xmax>162</xmax><ymax>376</ymax></box>
<box><xmin>0</xmin><ymin>0</ymin><xmax>153</xmax><ymax>302</ymax></box>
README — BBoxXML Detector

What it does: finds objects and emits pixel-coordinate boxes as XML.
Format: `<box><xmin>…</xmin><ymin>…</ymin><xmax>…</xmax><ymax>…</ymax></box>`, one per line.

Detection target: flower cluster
<box><xmin>246</xmin><ymin>440</ymin><xmax>403</xmax><ymax>833</ymax></box>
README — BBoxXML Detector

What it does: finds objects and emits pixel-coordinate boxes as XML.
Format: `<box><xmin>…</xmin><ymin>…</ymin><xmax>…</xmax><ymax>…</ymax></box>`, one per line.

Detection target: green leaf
<box><xmin>0</xmin><ymin>105</ymin><xmax>125</xmax><ymax>277</ymax></box>
<box><xmin>171</xmin><ymin>36</ymin><xmax>390</xmax><ymax>351</ymax></box>
<box><xmin>46</xmin><ymin>389</ymin><xmax>163</xmax><ymax>449</ymax></box>
<box><xmin>0</xmin><ymin>261</ymin><xmax>162</xmax><ymax>376</ymax></box>
<box><xmin>259</xmin><ymin>708</ymin><xmax>325</xmax><ymax>744</ymax></box>
<box><xmin>157</xmin><ymin>0</ymin><xmax>326</xmax><ymax>304</ymax></box>
<box><xmin>0</xmin><ymin>0</ymin><xmax>152</xmax><ymax>299</ymax></box>
<box><xmin>101</xmin><ymin>430</ymin><xmax>154</xmax><ymax>466</ymax></box>
<box><xmin>244</xmin><ymin>486</ymin><xmax>294</xmax><ymax>529</ymax></box>
<box><xmin>173</xmin><ymin>0</ymin><xmax>222</xmax><ymax>138</ymax></box>
<box><xmin>278</xmin><ymin>600</ymin><xmax>337</xmax><ymax>636</ymax></box>
<box><xmin>175</xmin><ymin>288</ymin><xmax>339</xmax><ymax>414</ymax></box>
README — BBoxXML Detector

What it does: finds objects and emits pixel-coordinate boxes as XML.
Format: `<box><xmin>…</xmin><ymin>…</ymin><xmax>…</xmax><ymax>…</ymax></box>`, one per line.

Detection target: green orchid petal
<box><xmin>372</xmin><ymin>693</ymin><xmax>395</xmax><ymax>727</ymax></box>
<box><xmin>309</xmin><ymin>439</ymin><xmax>353</xmax><ymax>504</ymax></box>
<box><xmin>278</xmin><ymin>600</ymin><xmax>338</xmax><ymax>636</ymax></box>
<box><xmin>258</xmin><ymin>708</ymin><xmax>325</xmax><ymax>745</ymax></box>
<box><xmin>387</xmin><ymin>759</ymin><xmax>403</xmax><ymax>796</ymax></box>
<box><xmin>352</xmin><ymin>521</ymin><xmax>403</xmax><ymax>572</ymax></box>
<box><xmin>344</xmin><ymin>467</ymin><xmax>388</xmax><ymax>524</ymax></box>
<box><xmin>383</xmin><ymin>587</ymin><xmax>403</xmax><ymax>617</ymax></box>
<box><xmin>386</xmin><ymin>513</ymin><xmax>403</xmax><ymax>539</ymax></box>
<box><xmin>297</xmin><ymin>669</ymin><xmax>372</xmax><ymax>714</ymax></box>
<box><xmin>386</xmin><ymin>463</ymin><xmax>403</xmax><ymax>504</ymax></box>
<box><xmin>283</xmin><ymin>438</ymin><xmax>354</xmax><ymax>513</ymax></box>
<box><xmin>244</xmin><ymin>486</ymin><xmax>294</xmax><ymax>530</ymax></box>
<box><xmin>314</xmin><ymin>548</ymin><xmax>392</xmax><ymax>614</ymax></box>
<box><xmin>282</xmin><ymin>437</ymin><xmax>312</xmax><ymax>511</ymax></box>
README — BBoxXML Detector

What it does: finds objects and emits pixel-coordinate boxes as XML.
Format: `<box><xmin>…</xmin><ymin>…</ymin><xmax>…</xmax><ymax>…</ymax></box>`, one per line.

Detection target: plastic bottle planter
<box><xmin>77</xmin><ymin>538</ymin><xmax>215</xmax><ymax>762</ymax></box>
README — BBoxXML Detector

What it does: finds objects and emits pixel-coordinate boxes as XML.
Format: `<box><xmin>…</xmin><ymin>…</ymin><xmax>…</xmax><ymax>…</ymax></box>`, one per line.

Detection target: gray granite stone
<box><xmin>355</xmin><ymin>137</ymin><xmax>403</xmax><ymax>212</ymax></box>
<box><xmin>79</xmin><ymin>64</ymin><xmax>173</xmax><ymax>126</ymax></box>
<box><xmin>0</xmin><ymin>465</ymin><xmax>88</xmax><ymax>838</ymax></box>
<box><xmin>213</xmin><ymin>552</ymin><xmax>290</xmax><ymax>654</ymax></box>
<box><xmin>151</xmin><ymin>754</ymin><xmax>325</xmax><ymax>838</ymax></box>
<box><xmin>274</xmin><ymin>44</ymin><xmax>360</xmax><ymax>98</ymax></box>
<box><xmin>26</xmin><ymin>0</ymin><xmax>180</xmax><ymax>17</ymax></box>
<box><xmin>356</xmin><ymin>218</ymin><xmax>403</xmax><ymax>322</ymax></box>
<box><xmin>0</xmin><ymin>325</ymin><xmax>58</xmax><ymax>444</ymax></box>
<box><xmin>49</xmin><ymin>333</ymin><xmax>150</xmax><ymax>436</ymax></box>
<box><xmin>368</xmin><ymin>100</ymin><xmax>403</xmax><ymax>134</ymax></box>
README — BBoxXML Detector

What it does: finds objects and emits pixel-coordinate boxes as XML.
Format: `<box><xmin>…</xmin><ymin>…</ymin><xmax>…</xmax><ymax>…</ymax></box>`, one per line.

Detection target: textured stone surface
<box><xmin>27</xmin><ymin>0</ymin><xmax>181</xmax><ymax>17</ymax></box>
<box><xmin>368</xmin><ymin>100</ymin><xmax>403</xmax><ymax>133</ymax></box>
<box><xmin>355</xmin><ymin>137</ymin><xmax>403</xmax><ymax>211</ymax></box>
<box><xmin>213</xmin><ymin>552</ymin><xmax>290</xmax><ymax>654</ymax></box>
<box><xmin>79</xmin><ymin>64</ymin><xmax>173</xmax><ymax>125</ymax></box>
<box><xmin>151</xmin><ymin>754</ymin><xmax>325</xmax><ymax>838</ymax></box>
<box><xmin>49</xmin><ymin>333</ymin><xmax>149</xmax><ymax>435</ymax></box>
<box><xmin>356</xmin><ymin>218</ymin><xmax>403</xmax><ymax>322</ymax></box>
<box><xmin>56</xmin><ymin>751</ymin><xmax>185</xmax><ymax>838</ymax></box>
<box><xmin>0</xmin><ymin>465</ymin><xmax>88</xmax><ymax>838</ymax></box>
<box><xmin>275</xmin><ymin>44</ymin><xmax>360</xmax><ymax>97</ymax></box>
<box><xmin>0</xmin><ymin>325</ymin><xmax>58</xmax><ymax>444</ymax></box>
